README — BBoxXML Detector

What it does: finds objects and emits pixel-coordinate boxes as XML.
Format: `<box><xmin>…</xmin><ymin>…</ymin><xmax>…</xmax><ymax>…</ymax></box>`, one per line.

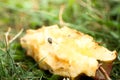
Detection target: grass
<box><xmin>0</xmin><ymin>0</ymin><xmax>120</xmax><ymax>80</ymax></box>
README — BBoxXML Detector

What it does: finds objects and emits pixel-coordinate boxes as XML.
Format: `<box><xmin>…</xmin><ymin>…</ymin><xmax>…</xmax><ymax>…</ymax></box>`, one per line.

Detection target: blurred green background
<box><xmin>0</xmin><ymin>0</ymin><xmax>120</xmax><ymax>80</ymax></box>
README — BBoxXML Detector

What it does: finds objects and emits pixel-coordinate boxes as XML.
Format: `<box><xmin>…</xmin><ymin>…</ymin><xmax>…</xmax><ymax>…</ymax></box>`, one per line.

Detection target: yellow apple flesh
<box><xmin>20</xmin><ymin>25</ymin><xmax>116</xmax><ymax>80</ymax></box>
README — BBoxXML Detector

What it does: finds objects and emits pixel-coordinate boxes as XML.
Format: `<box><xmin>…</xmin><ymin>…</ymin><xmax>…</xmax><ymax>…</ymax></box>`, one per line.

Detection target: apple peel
<box><xmin>20</xmin><ymin>25</ymin><xmax>116</xmax><ymax>80</ymax></box>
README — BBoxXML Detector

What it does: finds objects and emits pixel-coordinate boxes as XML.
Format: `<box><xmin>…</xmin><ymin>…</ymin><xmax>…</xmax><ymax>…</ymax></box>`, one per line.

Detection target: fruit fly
<box><xmin>48</xmin><ymin>37</ymin><xmax>52</xmax><ymax>44</ymax></box>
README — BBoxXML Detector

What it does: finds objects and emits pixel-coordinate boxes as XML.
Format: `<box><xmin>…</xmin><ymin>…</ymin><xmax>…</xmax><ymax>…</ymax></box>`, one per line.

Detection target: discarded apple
<box><xmin>20</xmin><ymin>25</ymin><xmax>116</xmax><ymax>80</ymax></box>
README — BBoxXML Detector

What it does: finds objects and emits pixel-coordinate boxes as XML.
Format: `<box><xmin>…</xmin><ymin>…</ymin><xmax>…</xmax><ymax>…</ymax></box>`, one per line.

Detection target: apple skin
<box><xmin>95</xmin><ymin>61</ymin><xmax>114</xmax><ymax>80</ymax></box>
